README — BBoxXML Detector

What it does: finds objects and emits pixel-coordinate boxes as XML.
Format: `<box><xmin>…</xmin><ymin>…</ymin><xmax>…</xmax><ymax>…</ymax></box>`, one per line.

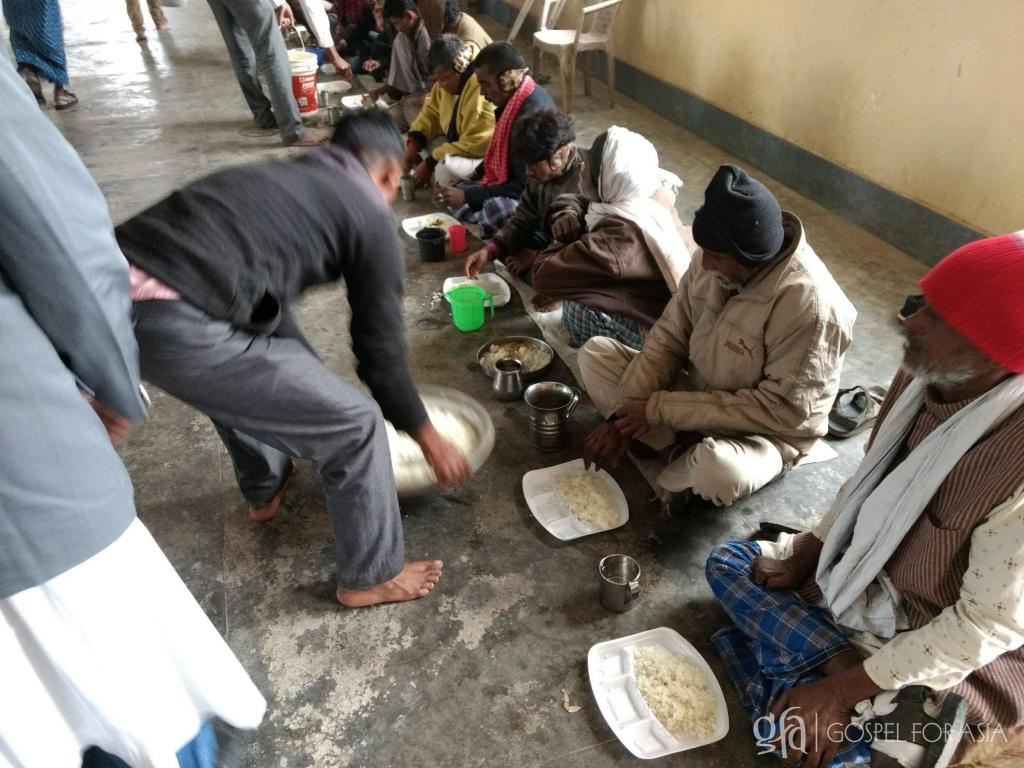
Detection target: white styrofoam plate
<box><xmin>522</xmin><ymin>458</ymin><xmax>628</xmax><ymax>541</ymax></box>
<box><xmin>340</xmin><ymin>94</ymin><xmax>389</xmax><ymax>110</ymax></box>
<box><xmin>401</xmin><ymin>213</ymin><xmax>461</xmax><ymax>240</ymax></box>
<box><xmin>442</xmin><ymin>274</ymin><xmax>511</xmax><ymax>308</ymax></box>
<box><xmin>588</xmin><ymin>627</ymin><xmax>730</xmax><ymax>760</ymax></box>
<box><xmin>319</xmin><ymin>80</ymin><xmax>352</xmax><ymax>93</ymax></box>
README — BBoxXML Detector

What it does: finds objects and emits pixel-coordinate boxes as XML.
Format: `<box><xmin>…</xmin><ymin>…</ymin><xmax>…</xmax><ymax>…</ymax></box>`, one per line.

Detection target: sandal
<box><xmin>828</xmin><ymin>385</ymin><xmax>887</xmax><ymax>438</ymax></box>
<box><xmin>54</xmin><ymin>86</ymin><xmax>79</xmax><ymax>111</ymax></box>
<box><xmin>21</xmin><ymin>67</ymin><xmax>44</xmax><ymax>105</ymax></box>
<box><xmin>867</xmin><ymin>686</ymin><xmax>967</xmax><ymax>768</ymax></box>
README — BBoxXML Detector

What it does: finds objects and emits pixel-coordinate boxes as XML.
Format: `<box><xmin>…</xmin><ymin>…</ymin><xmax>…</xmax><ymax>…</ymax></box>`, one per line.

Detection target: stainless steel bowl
<box><xmin>387</xmin><ymin>385</ymin><xmax>495</xmax><ymax>496</ymax></box>
<box><xmin>477</xmin><ymin>336</ymin><xmax>555</xmax><ymax>381</ymax></box>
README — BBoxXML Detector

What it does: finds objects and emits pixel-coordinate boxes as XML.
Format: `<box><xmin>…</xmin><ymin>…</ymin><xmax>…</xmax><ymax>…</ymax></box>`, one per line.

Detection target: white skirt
<box><xmin>0</xmin><ymin>519</ymin><xmax>266</xmax><ymax>768</ymax></box>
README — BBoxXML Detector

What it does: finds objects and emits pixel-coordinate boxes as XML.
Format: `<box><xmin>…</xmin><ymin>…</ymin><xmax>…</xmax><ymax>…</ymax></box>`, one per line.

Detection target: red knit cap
<box><xmin>919</xmin><ymin>233</ymin><xmax>1024</xmax><ymax>372</ymax></box>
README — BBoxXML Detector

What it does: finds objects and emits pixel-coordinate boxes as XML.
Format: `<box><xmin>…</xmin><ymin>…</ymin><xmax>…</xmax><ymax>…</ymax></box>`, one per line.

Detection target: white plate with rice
<box><xmin>442</xmin><ymin>274</ymin><xmax>512</xmax><ymax>307</ymax></box>
<box><xmin>522</xmin><ymin>458</ymin><xmax>628</xmax><ymax>540</ymax></box>
<box><xmin>588</xmin><ymin>627</ymin><xmax>729</xmax><ymax>759</ymax></box>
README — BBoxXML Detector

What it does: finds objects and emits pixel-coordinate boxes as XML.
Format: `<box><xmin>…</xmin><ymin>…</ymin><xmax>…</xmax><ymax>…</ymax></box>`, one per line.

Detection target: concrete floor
<box><xmin>49</xmin><ymin>2</ymin><xmax>928</xmax><ymax>766</ymax></box>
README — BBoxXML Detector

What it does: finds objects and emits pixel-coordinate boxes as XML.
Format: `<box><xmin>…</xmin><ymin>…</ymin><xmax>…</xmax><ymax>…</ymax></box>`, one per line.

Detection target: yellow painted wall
<box><xmin>510</xmin><ymin>0</ymin><xmax>1023</xmax><ymax>234</ymax></box>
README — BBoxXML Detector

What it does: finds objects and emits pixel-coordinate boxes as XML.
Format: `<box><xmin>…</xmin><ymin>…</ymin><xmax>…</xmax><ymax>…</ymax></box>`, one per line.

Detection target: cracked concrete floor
<box><xmin>44</xmin><ymin>1</ymin><xmax>927</xmax><ymax>765</ymax></box>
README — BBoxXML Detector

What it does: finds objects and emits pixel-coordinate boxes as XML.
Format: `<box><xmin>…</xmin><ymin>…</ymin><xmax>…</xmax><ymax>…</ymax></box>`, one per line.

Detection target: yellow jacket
<box><xmin>409</xmin><ymin>73</ymin><xmax>495</xmax><ymax>163</ymax></box>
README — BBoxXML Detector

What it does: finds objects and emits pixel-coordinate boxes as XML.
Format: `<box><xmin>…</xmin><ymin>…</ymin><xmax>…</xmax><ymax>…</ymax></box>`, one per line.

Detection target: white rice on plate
<box><xmin>556</xmin><ymin>469</ymin><xmax>619</xmax><ymax>529</ymax></box>
<box><xmin>633</xmin><ymin>647</ymin><xmax>717</xmax><ymax>738</ymax></box>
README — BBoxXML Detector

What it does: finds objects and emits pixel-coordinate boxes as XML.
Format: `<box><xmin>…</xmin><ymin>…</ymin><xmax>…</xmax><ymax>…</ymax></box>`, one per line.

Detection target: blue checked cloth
<box><xmin>3</xmin><ymin>0</ymin><xmax>69</xmax><ymax>86</ymax></box>
<box><xmin>561</xmin><ymin>300</ymin><xmax>645</xmax><ymax>350</ymax></box>
<box><xmin>706</xmin><ymin>540</ymin><xmax>871</xmax><ymax>767</ymax></box>
<box><xmin>449</xmin><ymin>183</ymin><xmax>518</xmax><ymax>239</ymax></box>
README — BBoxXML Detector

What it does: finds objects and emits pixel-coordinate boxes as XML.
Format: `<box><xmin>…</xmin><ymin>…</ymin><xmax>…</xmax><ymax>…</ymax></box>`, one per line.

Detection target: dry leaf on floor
<box><xmin>561</xmin><ymin>687</ymin><xmax>582</xmax><ymax>713</ymax></box>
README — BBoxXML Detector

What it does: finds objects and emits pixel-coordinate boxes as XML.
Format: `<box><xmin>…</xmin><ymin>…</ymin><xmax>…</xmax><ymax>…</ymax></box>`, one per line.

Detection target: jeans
<box><xmin>81</xmin><ymin>720</ymin><xmax>217</xmax><ymax>768</ymax></box>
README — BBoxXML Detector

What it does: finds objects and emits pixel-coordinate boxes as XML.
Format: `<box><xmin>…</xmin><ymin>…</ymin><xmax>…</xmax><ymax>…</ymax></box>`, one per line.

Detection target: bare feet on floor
<box><xmin>249</xmin><ymin>461</ymin><xmax>294</xmax><ymax>522</ymax></box>
<box><xmin>336</xmin><ymin>560</ymin><xmax>444</xmax><ymax>608</ymax></box>
<box><xmin>285</xmin><ymin>132</ymin><xmax>330</xmax><ymax>147</ymax></box>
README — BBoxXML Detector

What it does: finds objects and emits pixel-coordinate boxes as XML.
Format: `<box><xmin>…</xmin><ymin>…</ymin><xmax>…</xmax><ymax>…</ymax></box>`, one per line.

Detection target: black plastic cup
<box><xmin>416</xmin><ymin>227</ymin><xmax>446</xmax><ymax>262</ymax></box>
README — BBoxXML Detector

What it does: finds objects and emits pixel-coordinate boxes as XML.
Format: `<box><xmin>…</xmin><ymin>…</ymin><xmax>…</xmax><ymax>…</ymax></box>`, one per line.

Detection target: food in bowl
<box><xmin>480</xmin><ymin>342</ymin><xmax>550</xmax><ymax>375</ymax></box>
<box><xmin>633</xmin><ymin>647</ymin><xmax>717</xmax><ymax>738</ymax></box>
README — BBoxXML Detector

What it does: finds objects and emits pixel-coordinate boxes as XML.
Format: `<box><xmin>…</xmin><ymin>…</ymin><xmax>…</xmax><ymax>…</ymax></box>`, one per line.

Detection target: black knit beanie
<box><xmin>692</xmin><ymin>165</ymin><xmax>784</xmax><ymax>266</ymax></box>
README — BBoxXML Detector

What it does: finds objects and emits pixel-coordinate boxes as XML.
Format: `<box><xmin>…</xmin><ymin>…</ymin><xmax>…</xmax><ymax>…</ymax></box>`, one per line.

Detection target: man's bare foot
<box><xmin>284</xmin><ymin>132</ymin><xmax>329</xmax><ymax>147</ymax></box>
<box><xmin>249</xmin><ymin>461</ymin><xmax>294</xmax><ymax>522</ymax></box>
<box><xmin>336</xmin><ymin>560</ymin><xmax>443</xmax><ymax>608</ymax></box>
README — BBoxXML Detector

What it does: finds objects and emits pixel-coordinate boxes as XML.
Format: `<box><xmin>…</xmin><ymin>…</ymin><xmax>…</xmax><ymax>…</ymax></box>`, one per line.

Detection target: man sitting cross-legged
<box><xmin>706</xmin><ymin>234</ymin><xmax>1024</xmax><ymax>768</ymax></box>
<box><xmin>580</xmin><ymin>165</ymin><xmax>856</xmax><ymax>507</ymax></box>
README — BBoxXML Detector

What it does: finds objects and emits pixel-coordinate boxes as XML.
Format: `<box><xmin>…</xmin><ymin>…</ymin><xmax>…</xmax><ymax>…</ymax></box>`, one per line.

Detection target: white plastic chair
<box><xmin>531</xmin><ymin>0</ymin><xmax>624</xmax><ymax>114</ymax></box>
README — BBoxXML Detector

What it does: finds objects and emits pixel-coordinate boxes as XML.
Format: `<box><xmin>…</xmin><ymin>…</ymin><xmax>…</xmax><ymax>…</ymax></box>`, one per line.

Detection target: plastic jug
<box><xmin>445</xmin><ymin>284</ymin><xmax>494</xmax><ymax>332</ymax></box>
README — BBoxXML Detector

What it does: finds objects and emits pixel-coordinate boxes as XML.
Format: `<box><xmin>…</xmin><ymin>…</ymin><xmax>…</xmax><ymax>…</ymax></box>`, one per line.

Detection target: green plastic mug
<box><xmin>445</xmin><ymin>284</ymin><xmax>494</xmax><ymax>332</ymax></box>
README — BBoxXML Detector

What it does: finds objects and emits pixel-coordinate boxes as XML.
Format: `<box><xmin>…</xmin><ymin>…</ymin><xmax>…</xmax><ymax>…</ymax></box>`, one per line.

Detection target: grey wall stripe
<box><xmin>480</xmin><ymin>0</ymin><xmax>985</xmax><ymax>266</ymax></box>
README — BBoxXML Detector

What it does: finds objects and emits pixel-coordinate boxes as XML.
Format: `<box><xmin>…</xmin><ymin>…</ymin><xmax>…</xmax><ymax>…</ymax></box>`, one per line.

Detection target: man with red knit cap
<box><xmin>705</xmin><ymin>233</ymin><xmax>1024</xmax><ymax>768</ymax></box>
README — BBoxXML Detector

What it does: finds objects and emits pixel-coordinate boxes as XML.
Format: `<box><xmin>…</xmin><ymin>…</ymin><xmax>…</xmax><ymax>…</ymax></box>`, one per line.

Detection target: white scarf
<box><xmin>583</xmin><ymin>126</ymin><xmax>691</xmax><ymax>293</ymax></box>
<box><xmin>816</xmin><ymin>373</ymin><xmax>1024</xmax><ymax>637</ymax></box>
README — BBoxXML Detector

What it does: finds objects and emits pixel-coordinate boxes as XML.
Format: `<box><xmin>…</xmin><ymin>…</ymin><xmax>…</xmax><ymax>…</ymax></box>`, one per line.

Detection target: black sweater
<box><xmin>116</xmin><ymin>147</ymin><xmax>428</xmax><ymax>433</ymax></box>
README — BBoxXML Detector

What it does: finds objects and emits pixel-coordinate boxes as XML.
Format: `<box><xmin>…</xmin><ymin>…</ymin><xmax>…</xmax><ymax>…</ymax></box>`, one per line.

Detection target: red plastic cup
<box><xmin>449</xmin><ymin>224</ymin><xmax>468</xmax><ymax>254</ymax></box>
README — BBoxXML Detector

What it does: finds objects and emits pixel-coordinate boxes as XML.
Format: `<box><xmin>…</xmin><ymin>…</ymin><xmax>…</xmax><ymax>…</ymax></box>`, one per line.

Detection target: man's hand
<box><xmin>326</xmin><ymin>48</ymin><xmax>353</xmax><ymax>79</ymax></box>
<box><xmin>276</xmin><ymin>2</ymin><xmax>294</xmax><ymax>27</ymax></box>
<box><xmin>434</xmin><ymin>183</ymin><xmax>466</xmax><ymax>208</ymax></box>
<box><xmin>89</xmin><ymin>397</ymin><xmax>133</xmax><ymax>446</ymax></box>
<box><xmin>464</xmin><ymin>247</ymin><xmax>491</xmax><ymax>278</ymax></box>
<box><xmin>613</xmin><ymin>398</ymin><xmax>650</xmax><ymax>441</ymax></box>
<box><xmin>505</xmin><ymin>249</ymin><xmax>538</xmax><ymax>275</ymax></box>
<box><xmin>583</xmin><ymin>422</ymin><xmax>630</xmax><ymax>471</ymax></box>
<box><xmin>363</xmin><ymin>58</ymin><xmax>381</xmax><ymax>73</ymax></box>
<box><xmin>412</xmin><ymin>160</ymin><xmax>432</xmax><ymax>187</ymax></box>
<box><xmin>413</xmin><ymin>421</ymin><xmax>473</xmax><ymax>487</ymax></box>
<box><xmin>769</xmin><ymin>664</ymin><xmax>881</xmax><ymax>768</ymax></box>
<box><xmin>551</xmin><ymin>213</ymin><xmax>581</xmax><ymax>243</ymax></box>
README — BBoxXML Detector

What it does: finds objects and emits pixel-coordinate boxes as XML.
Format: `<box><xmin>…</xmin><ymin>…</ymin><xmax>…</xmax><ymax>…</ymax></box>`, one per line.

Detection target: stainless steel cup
<box><xmin>492</xmin><ymin>358</ymin><xmax>524</xmax><ymax>401</ymax></box>
<box><xmin>400</xmin><ymin>175</ymin><xmax>416</xmax><ymax>202</ymax></box>
<box><xmin>318</xmin><ymin>87</ymin><xmax>331</xmax><ymax>109</ymax></box>
<box><xmin>523</xmin><ymin>381</ymin><xmax>580</xmax><ymax>451</ymax></box>
<box><xmin>599</xmin><ymin>554</ymin><xmax>641</xmax><ymax>612</ymax></box>
<box><xmin>327</xmin><ymin>105</ymin><xmax>342</xmax><ymax>126</ymax></box>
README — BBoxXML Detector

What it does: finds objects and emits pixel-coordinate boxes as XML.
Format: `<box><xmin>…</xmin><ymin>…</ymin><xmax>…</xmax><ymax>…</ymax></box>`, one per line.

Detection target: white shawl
<box><xmin>816</xmin><ymin>373</ymin><xmax>1024</xmax><ymax>637</ymax></box>
<box><xmin>583</xmin><ymin>126</ymin><xmax>691</xmax><ymax>293</ymax></box>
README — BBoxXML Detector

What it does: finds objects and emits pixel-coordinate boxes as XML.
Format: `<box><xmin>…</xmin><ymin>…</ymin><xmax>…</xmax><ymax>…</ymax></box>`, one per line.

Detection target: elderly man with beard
<box><xmin>705</xmin><ymin>234</ymin><xmax>1024</xmax><ymax>768</ymax></box>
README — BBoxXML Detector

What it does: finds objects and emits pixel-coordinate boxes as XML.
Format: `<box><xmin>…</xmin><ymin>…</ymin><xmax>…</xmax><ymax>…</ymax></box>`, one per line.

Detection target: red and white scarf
<box><xmin>480</xmin><ymin>75</ymin><xmax>536</xmax><ymax>186</ymax></box>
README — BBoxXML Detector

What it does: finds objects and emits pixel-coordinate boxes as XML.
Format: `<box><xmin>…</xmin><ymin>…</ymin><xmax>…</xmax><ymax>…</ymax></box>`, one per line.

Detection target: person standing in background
<box><xmin>2</xmin><ymin>0</ymin><xmax>78</xmax><ymax>108</ymax></box>
<box><xmin>0</xmin><ymin>55</ymin><xmax>265</xmax><ymax>768</ymax></box>
<box><xmin>124</xmin><ymin>0</ymin><xmax>167</xmax><ymax>42</ymax></box>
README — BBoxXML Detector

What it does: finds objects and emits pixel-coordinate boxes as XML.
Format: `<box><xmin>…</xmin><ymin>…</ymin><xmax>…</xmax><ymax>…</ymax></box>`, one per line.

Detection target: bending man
<box><xmin>116</xmin><ymin>110</ymin><xmax>472</xmax><ymax>609</ymax></box>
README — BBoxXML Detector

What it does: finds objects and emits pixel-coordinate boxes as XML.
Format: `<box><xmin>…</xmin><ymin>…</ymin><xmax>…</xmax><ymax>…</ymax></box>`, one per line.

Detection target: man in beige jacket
<box><xmin>580</xmin><ymin>165</ymin><xmax>856</xmax><ymax>506</ymax></box>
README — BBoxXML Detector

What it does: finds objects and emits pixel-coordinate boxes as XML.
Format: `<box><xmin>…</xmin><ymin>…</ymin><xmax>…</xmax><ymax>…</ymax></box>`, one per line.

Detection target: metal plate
<box><xmin>388</xmin><ymin>386</ymin><xmax>495</xmax><ymax>496</ymax></box>
<box><xmin>477</xmin><ymin>336</ymin><xmax>555</xmax><ymax>381</ymax></box>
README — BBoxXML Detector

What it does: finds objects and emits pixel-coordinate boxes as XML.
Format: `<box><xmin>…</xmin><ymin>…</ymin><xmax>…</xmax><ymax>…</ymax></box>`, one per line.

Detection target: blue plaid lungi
<box><xmin>449</xmin><ymin>182</ymin><xmax>518</xmax><ymax>239</ymax></box>
<box><xmin>3</xmin><ymin>0</ymin><xmax>69</xmax><ymax>86</ymax></box>
<box><xmin>705</xmin><ymin>540</ymin><xmax>871</xmax><ymax>766</ymax></box>
<box><xmin>562</xmin><ymin>300</ymin><xmax>645</xmax><ymax>350</ymax></box>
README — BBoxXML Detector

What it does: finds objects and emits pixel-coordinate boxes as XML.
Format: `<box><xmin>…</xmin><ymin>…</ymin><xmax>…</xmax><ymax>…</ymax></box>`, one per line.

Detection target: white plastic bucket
<box><xmin>288</xmin><ymin>50</ymin><xmax>319</xmax><ymax>114</ymax></box>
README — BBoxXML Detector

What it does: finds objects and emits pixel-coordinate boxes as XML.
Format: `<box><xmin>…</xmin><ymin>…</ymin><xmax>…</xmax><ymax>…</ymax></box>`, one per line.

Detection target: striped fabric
<box><xmin>876</xmin><ymin>371</ymin><xmax>1024</xmax><ymax>727</ymax></box>
<box><xmin>706</xmin><ymin>540</ymin><xmax>871</xmax><ymax>767</ymax></box>
<box><xmin>561</xmin><ymin>300</ymin><xmax>646</xmax><ymax>350</ymax></box>
<box><xmin>450</xmin><ymin>186</ymin><xmax>519</xmax><ymax>238</ymax></box>
<box><xmin>2</xmin><ymin>0</ymin><xmax>69</xmax><ymax>86</ymax></box>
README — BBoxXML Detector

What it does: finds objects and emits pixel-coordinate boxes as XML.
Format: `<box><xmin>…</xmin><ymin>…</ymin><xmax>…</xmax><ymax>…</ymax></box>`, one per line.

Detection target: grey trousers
<box><xmin>206</xmin><ymin>0</ymin><xmax>304</xmax><ymax>144</ymax></box>
<box><xmin>132</xmin><ymin>300</ymin><xmax>404</xmax><ymax>589</ymax></box>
